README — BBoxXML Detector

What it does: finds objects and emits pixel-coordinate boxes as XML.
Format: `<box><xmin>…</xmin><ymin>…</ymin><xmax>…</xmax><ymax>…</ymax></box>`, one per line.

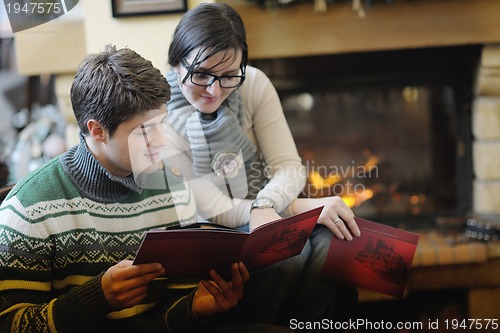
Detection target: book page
<box><xmin>322</xmin><ymin>217</ymin><xmax>420</xmax><ymax>298</ymax></box>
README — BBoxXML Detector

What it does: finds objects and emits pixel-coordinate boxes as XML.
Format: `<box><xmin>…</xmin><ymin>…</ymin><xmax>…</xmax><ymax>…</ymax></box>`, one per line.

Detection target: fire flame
<box><xmin>306</xmin><ymin>152</ymin><xmax>429</xmax><ymax>215</ymax></box>
<box><xmin>308</xmin><ymin>171</ymin><xmax>342</xmax><ymax>189</ymax></box>
<box><xmin>307</xmin><ymin>154</ymin><xmax>378</xmax><ymax>208</ymax></box>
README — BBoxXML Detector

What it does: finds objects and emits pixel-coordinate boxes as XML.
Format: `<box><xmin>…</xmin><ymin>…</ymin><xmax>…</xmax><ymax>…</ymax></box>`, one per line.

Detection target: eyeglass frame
<box><xmin>181</xmin><ymin>60</ymin><xmax>246</xmax><ymax>89</ymax></box>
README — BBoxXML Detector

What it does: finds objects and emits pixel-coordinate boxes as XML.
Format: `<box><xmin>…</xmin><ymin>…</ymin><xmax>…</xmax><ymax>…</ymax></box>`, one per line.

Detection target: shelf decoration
<box><xmin>249</xmin><ymin>0</ymin><xmax>397</xmax><ymax>16</ymax></box>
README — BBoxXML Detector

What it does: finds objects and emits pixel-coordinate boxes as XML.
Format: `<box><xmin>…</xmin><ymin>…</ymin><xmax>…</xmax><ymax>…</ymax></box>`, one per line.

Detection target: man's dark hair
<box><xmin>70</xmin><ymin>45</ymin><xmax>170</xmax><ymax>137</ymax></box>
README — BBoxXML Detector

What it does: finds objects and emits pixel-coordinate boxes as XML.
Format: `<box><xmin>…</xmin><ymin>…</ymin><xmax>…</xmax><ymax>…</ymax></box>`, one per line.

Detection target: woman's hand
<box><xmin>249</xmin><ymin>207</ymin><xmax>281</xmax><ymax>231</ymax></box>
<box><xmin>192</xmin><ymin>262</ymin><xmax>250</xmax><ymax>319</ymax></box>
<box><xmin>315</xmin><ymin>196</ymin><xmax>360</xmax><ymax>240</ymax></box>
<box><xmin>291</xmin><ymin>196</ymin><xmax>361</xmax><ymax>240</ymax></box>
<box><xmin>101</xmin><ymin>260</ymin><xmax>165</xmax><ymax>309</ymax></box>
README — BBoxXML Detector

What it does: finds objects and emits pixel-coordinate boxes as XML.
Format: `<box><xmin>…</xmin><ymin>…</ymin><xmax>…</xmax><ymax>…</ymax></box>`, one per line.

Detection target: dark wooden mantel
<box><xmin>227</xmin><ymin>0</ymin><xmax>500</xmax><ymax>60</ymax></box>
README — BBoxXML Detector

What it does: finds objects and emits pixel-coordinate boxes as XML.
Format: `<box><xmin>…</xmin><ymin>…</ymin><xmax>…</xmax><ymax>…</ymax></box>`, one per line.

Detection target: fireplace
<box><xmin>250</xmin><ymin>45</ymin><xmax>482</xmax><ymax>227</ymax></box>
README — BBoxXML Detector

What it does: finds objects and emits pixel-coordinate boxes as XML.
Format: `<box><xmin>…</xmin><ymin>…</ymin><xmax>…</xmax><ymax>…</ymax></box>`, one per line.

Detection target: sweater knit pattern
<box><xmin>0</xmin><ymin>140</ymin><xmax>199</xmax><ymax>333</ymax></box>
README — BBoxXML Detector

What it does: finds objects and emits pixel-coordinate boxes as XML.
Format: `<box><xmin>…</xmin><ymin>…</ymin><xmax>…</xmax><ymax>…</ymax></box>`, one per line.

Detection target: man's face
<box><xmin>100</xmin><ymin>106</ymin><xmax>169</xmax><ymax>178</ymax></box>
<box><xmin>177</xmin><ymin>48</ymin><xmax>243</xmax><ymax>114</ymax></box>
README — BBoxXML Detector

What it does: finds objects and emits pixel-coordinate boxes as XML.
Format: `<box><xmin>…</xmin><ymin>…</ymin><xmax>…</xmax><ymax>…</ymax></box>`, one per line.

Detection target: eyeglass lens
<box><xmin>190</xmin><ymin>72</ymin><xmax>244</xmax><ymax>88</ymax></box>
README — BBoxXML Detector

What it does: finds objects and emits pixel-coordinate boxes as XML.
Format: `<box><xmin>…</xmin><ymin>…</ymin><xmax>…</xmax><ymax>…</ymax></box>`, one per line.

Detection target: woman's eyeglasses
<box><xmin>181</xmin><ymin>61</ymin><xmax>246</xmax><ymax>88</ymax></box>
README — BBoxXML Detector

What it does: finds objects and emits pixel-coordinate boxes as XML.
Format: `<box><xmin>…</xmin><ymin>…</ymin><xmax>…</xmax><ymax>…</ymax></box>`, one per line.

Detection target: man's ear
<box><xmin>87</xmin><ymin>119</ymin><xmax>107</xmax><ymax>142</ymax></box>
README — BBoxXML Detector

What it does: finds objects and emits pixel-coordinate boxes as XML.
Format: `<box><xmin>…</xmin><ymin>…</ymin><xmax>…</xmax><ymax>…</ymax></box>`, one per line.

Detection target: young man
<box><xmin>0</xmin><ymin>45</ymin><xmax>293</xmax><ymax>333</ymax></box>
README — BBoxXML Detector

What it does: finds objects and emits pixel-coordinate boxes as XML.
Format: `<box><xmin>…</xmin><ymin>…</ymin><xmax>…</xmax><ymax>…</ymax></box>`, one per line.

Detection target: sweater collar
<box><xmin>60</xmin><ymin>134</ymin><xmax>142</xmax><ymax>202</ymax></box>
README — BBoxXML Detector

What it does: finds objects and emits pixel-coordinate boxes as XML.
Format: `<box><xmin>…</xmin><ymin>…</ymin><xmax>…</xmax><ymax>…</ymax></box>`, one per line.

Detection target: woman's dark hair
<box><xmin>70</xmin><ymin>45</ymin><xmax>171</xmax><ymax>137</ymax></box>
<box><xmin>168</xmin><ymin>3</ymin><xmax>248</xmax><ymax>72</ymax></box>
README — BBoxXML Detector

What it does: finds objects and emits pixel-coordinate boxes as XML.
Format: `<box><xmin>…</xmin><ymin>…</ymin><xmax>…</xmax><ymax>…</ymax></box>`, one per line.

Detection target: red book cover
<box><xmin>133</xmin><ymin>206</ymin><xmax>323</xmax><ymax>280</ymax></box>
<box><xmin>322</xmin><ymin>217</ymin><xmax>420</xmax><ymax>298</ymax></box>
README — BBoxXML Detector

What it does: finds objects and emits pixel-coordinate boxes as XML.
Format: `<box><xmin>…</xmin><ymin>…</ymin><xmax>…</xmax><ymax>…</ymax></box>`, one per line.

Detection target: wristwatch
<box><xmin>250</xmin><ymin>197</ymin><xmax>277</xmax><ymax>212</ymax></box>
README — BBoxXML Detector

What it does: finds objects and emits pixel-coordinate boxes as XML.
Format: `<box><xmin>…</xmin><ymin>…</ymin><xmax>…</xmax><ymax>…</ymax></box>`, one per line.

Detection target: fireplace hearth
<box><xmin>250</xmin><ymin>45</ymin><xmax>482</xmax><ymax>227</ymax></box>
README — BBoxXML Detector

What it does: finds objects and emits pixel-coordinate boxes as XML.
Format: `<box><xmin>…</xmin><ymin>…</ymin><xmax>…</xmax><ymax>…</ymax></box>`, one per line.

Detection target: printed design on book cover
<box><xmin>355</xmin><ymin>236</ymin><xmax>409</xmax><ymax>284</ymax></box>
<box><xmin>322</xmin><ymin>216</ymin><xmax>419</xmax><ymax>298</ymax></box>
<box><xmin>258</xmin><ymin>227</ymin><xmax>310</xmax><ymax>254</ymax></box>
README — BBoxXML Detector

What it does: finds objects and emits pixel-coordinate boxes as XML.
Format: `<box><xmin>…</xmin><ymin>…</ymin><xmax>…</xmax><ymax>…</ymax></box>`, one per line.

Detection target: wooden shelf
<box><xmin>227</xmin><ymin>0</ymin><xmax>500</xmax><ymax>60</ymax></box>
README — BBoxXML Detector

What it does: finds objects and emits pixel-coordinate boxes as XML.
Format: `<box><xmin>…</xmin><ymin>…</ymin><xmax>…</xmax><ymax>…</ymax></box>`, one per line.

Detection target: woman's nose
<box><xmin>206</xmin><ymin>79</ymin><xmax>223</xmax><ymax>95</ymax></box>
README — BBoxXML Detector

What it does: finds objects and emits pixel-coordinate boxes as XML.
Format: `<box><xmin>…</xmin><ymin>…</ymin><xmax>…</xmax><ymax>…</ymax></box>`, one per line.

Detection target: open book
<box><xmin>134</xmin><ymin>207</ymin><xmax>323</xmax><ymax>280</ymax></box>
<box><xmin>322</xmin><ymin>217</ymin><xmax>420</xmax><ymax>298</ymax></box>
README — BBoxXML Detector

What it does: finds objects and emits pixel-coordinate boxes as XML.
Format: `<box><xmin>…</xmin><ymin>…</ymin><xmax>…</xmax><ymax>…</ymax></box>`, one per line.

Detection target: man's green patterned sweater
<box><xmin>0</xmin><ymin>140</ymin><xmax>207</xmax><ymax>333</ymax></box>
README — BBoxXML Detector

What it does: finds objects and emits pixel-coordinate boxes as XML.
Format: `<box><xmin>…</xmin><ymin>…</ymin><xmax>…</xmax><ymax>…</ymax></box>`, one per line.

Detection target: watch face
<box><xmin>251</xmin><ymin>198</ymin><xmax>276</xmax><ymax>210</ymax></box>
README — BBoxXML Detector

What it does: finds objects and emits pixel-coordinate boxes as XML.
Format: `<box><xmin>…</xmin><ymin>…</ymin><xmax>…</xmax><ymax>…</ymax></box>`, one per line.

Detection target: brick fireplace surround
<box><xmin>473</xmin><ymin>46</ymin><xmax>500</xmax><ymax>217</ymax></box>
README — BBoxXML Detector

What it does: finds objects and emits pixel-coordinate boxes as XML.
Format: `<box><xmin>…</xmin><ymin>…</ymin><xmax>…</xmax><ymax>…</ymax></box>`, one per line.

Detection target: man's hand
<box><xmin>101</xmin><ymin>260</ymin><xmax>165</xmax><ymax>309</ymax></box>
<box><xmin>192</xmin><ymin>262</ymin><xmax>250</xmax><ymax>318</ymax></box>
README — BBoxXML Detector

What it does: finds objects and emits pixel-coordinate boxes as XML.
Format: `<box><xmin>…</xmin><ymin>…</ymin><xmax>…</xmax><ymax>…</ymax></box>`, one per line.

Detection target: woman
<box><xmin>164</xmin><ymin>2</ymin><xmax>360</xmax><ymax>326</ymax></box>
<box><xmin>166</xmin><ymin>2</ymin><xmax>359</xmax><ymax>238</ymax></box>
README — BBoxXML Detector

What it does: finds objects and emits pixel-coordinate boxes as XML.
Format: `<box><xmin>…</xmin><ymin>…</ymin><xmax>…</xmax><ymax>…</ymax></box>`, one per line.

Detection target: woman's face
<box><xmin>177</xmin><ymin>48</ymin><xmax>243</xmax><ymax>114</ymax></box>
